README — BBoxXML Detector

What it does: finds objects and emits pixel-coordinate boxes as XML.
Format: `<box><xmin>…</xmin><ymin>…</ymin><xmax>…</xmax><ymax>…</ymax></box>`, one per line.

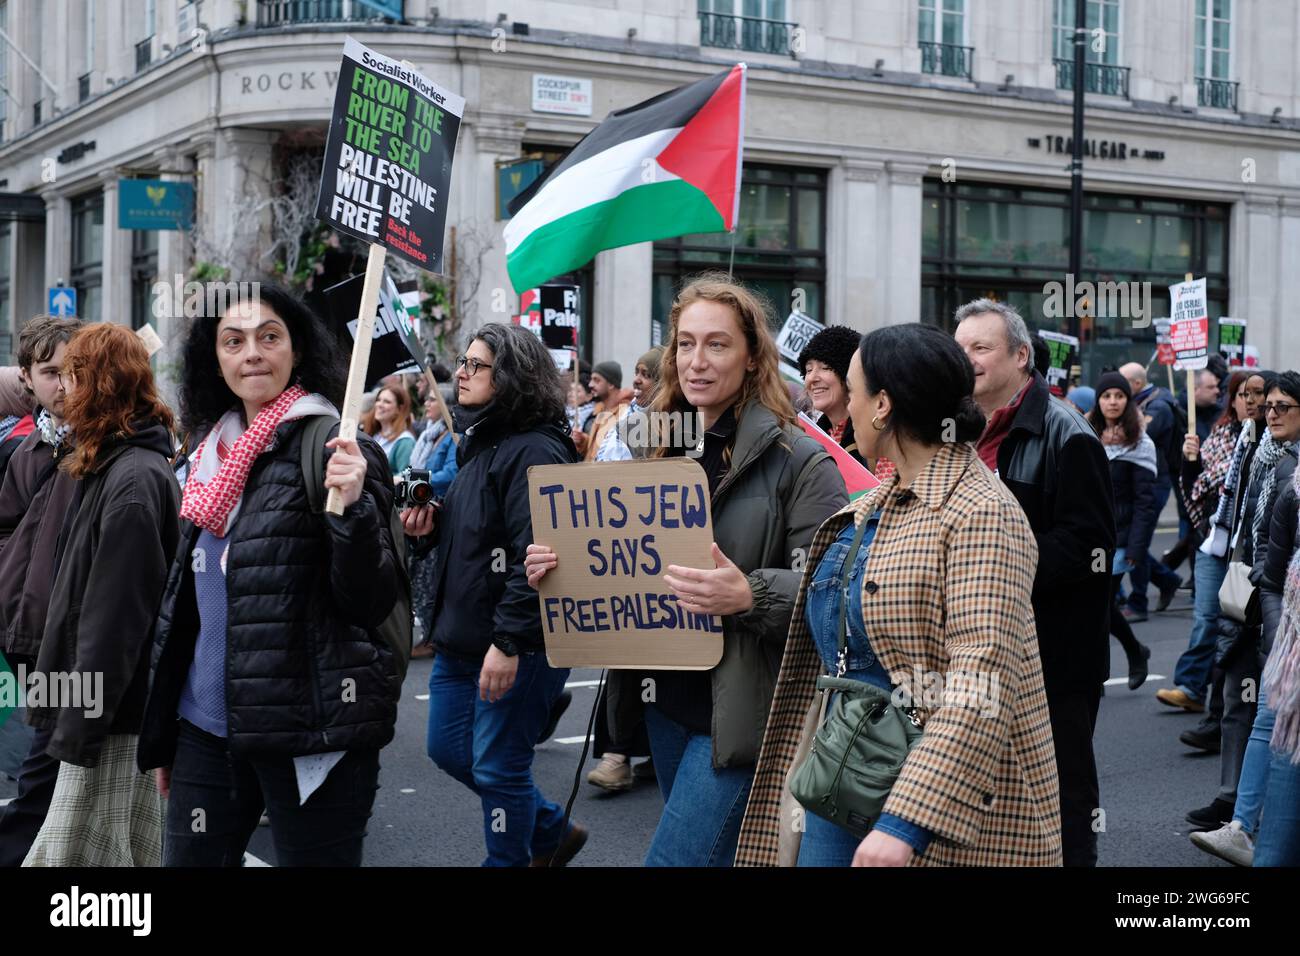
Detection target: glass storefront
<box><xmin>922</xmin><ymin>179</ymin><xmax>1230</xmax><ymax>381</ymax></box>
<box><xmin>653</xmin><ymin>163</ymin><xmax>826</xmax><ymax>342</ymax></box>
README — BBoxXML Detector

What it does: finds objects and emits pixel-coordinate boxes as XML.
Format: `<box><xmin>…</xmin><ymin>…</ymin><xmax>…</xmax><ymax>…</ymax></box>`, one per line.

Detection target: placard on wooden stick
<box><xmin>528</xmin><ymin>458</ymin><xmax>724</xmax><ymax>670</ymax></box>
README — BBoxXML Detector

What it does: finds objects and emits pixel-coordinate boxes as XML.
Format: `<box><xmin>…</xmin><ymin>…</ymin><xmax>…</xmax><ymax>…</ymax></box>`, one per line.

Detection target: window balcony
<box><xmin>1054</xmin><ymin>58</ymin><xmax>1130</xmax><ymax>98</ymax></box>
<box><xmin>78</xmin><ymin>73</ymin><xmax>92</xmax><ymax>102</ymax></box>
<box><xmin>919</xmin><ymin>41</ymin><xmax>973</xmax><ymax>80</ymax></box>
<box><xmin>135</xmin><ymin>36</ymin><xmax>153</xmax><ymax>72</ymax></box>
<box><xmin>256</xmin><ymin>1</ymin><xmax>374</xmax><ymax>26</ymax></box>
<box><xmin>1196</xmin><ymin>77</ymin><xmax>1239</xmax><ymax>111</ymax></box>
<box><xmin>699</xmin><ymin>10</ymin><xmax>797</xmax><ymax>57</ymax></box>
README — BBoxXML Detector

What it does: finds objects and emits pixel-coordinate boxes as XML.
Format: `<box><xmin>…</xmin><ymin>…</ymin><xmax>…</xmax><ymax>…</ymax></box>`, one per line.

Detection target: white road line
<box><xmin>414</xmin><ymin>694</ymin><xmax>430</xmax><ymax>701</ymax></box>
<box><xmin>564</xmin><ymin>680</ymin><xmax>602</xmax><ymax>689</ymax></box>
<box><xmin>0</xmin><ymin>797</ymin><xmax>13</xmax><ymax>807</ymax></box>
<box><xmin>555</xmin><ymin>735</ymin><xmax>593</xmax><ymax>745</ymax></box>
<box><xmin>1104</xmin><ymin>674</ymin><xmax>1166</xmax><ymax>687</ymax></box>
<box><xmin>242</xmin><ymin>851</ymin><xmax>271</xmax><ymax>867</ymax></box>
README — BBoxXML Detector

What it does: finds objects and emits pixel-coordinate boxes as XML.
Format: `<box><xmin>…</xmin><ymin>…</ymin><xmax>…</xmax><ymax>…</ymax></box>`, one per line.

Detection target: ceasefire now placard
<box><xmin>316</xmin><ymin>37</ymin><xmax>465</xmax><ymax>273</ymax></box>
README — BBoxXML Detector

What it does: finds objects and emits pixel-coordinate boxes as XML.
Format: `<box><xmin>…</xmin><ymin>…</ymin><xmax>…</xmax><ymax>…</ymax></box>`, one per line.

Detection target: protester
<box><xmin>576</xmin><ymin>361</ymin><xmax>627</xmax><ymax>460</ymax></box>
<box><xmin>1087</xmin><ymin>372</ymin><xmax>1154</xmax><ymax>690</ymax></box>
<box><xmin>20</xmin><ymin>324</ymin><xmax>180</xmax><ymax>867</ymax></box>
<box><xmin>594</xmin><ymin>347</ymin><xmax>662</xmax><ymax>464</ymax></box>
<box><xmin>1119</xmin><ymin>362</ymin><xmax>1186</xmax><ymax>621</ymax></box>
<box><xmin>137</xmin><ymin>285</ymin><xmax>402</xmax><ymax>867</ymax></box>
<box><xmin>736</xmin><ymin>322</ymin><xmax>1061</xmax><ymax>866</ymax></box>
<box><xmin>367</xmin><ymin>384</ymin><xmax>417</xmax><ymax>473</ymax></box>
<box><xmin>404</xmin><ymin>322</ymin><xmax>585</xmax><ymax>867</ymax></box>
<box><xmin>1164</xmin><ymin>370</ymin><xmax>1251</xmax><ymax>746</ymax></box>
<box><xmin>1184</xmin><ymin>370</ymin><xmax>1291</xmax><ymax>832</ymax></box>
<box><xmin>1193</xmin><ymin>375</ymin><xmax>1300</xmax><ymax>865</ymax></box>
<box><xmin>408</xmin><ymin>386</ymin><xmax>458</xmax><ymax>660</ymax></box>
<box><xmin>0</xmin><ymin>316</ymin><xmax>81</xmax><ymax>867</ymax></box>
<box><xmin>526</xmin><ymin>274</ymin><xmax>847</xmax><ymax>866</ymax></box>
<box><xmin>1192</xmin><ymin>369</ymin><xmax>1222</xmax><ymax>443</ymax></box>
<box><xmin>798</xmin><ymin>325</ymin><xmax>894</xmax><ymax>482</ymax></box>
<box><xmin>956</xmin><ymin>298</ymin><xmax>1114</xmax><ymax>867</ymax></box>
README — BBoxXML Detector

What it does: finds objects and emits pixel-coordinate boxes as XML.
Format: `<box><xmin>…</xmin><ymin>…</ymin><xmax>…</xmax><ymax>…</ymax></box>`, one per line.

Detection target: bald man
<box><xmin>1118</xmin><ymin>362</ymin><xmax>1186</xmax><ymax>620</ymax></box>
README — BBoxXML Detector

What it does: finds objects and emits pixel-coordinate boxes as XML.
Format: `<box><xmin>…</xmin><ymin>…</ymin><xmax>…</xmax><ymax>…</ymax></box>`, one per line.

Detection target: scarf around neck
<box><xmin>1250</xmin><ymin>430</ymin><xmax>1296</xmax><ymax>554</ymax></box>
<box><xmin>1201</xmin><ymin>419</ymin><xmax>1256</xmax><ymax>558</ymax></box>
<box><xmin>36</xmin><ymin>408</ymin><xmax>70</xmax><ymax>450</ymax></box>
<box><xmin>1263</xmin><ymin>464</ymin><xmax>1300</xmax><ymax>763</ymax></box>
<box><xmin>179</xmin><ymin>385</ymin><xmax>338</xmax><ymax>537</ymax></box>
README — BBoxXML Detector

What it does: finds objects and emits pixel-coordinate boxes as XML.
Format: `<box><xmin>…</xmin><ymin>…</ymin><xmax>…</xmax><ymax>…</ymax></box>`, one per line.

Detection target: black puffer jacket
<box><xmin>427</xmin><ymin>406</ymin><xmax>578</xmax><ymax>661</ymax></box>
<box><xmin>138</xmin><ymin>418</ymin><xmax>400</xmax><ymax>769</ymax></box>
<box><xmin>1258</xmin><ymin>479</ymin><xmax>1298</xmax><ymax>661</ymax></box>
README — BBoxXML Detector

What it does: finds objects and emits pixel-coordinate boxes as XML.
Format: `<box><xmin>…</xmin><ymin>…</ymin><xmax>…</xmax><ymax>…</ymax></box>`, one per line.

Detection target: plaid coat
<box><xmin>735</xmin><ymin>441</ymin><xmax>1062</xmax><ymax>866</ymax></box>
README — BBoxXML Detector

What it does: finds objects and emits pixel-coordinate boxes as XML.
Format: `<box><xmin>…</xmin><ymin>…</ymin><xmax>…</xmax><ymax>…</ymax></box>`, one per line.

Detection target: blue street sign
<box><xmin>49</xmin><ymin>287</ymin><xmax>76</xmax><ymax>318</ymax></box>
<box><xmin>356</xmin><ymin>0</ymin><xmax>403</xmax><ymax>18</ymax></box>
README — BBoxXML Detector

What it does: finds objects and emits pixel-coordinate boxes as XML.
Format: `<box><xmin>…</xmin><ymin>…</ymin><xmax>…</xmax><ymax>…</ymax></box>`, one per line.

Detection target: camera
<box><xmin>394</xmin><ymin>467</ymin><xmax>435</xmax><ymax>508</ymax></box>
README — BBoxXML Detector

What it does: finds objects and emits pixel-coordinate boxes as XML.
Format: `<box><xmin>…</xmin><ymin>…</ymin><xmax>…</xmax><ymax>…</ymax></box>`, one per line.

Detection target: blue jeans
<box><xmin>426</xmin><ymin>651</ymin><xmax>571</xmax><ymax>867</ymax></box>
<box><xmin>1175</xmin><ymin>551</ymin><xmax>1228</xmax><ymax>700</ymax></box>
<box><xmin>796</xmin><ymin>806</ymin><xmax>861</xmax><ymax>867</ymax></box>
<box><xmin>1232</xmin><ymin>687</ymin><xmax>1273</xmax><ymax>834</ymax></box>
<box><xmin>1254</xmin><ymin>750</ymin><xmax>1300</xmax><ymax>866</ymax></box>
<box><xmin>643</xmin><ymin>703</ymin><xmax>754</xmax><ymax>867</ymax></box>
<box><xmin>1128</xmin><ymin>481</ymin><xmax>1182</xmax><ymax>613</ymax></box>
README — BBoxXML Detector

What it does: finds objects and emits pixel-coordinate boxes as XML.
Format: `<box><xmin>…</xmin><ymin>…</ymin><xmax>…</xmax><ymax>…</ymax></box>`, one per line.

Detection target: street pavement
<box><xmin>0</xmin><ymin>530</ymin><xmax>1241</xmax><ymax>867</ymax></box>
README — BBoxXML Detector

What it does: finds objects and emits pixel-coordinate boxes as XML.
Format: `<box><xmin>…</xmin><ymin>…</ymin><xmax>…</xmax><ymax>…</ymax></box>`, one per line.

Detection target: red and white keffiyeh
<box><xmin>180</xmin><ymin>384</ymin><xmax>337</xmax><ymax>537</ymax></box>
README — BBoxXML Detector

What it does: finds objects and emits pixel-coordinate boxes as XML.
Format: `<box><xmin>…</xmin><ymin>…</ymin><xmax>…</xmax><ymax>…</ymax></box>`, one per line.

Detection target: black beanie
<box><xmin>592</xmin><ymin>360</ymin><xmax>622</xmax><ymax>389</ymax></box>
<box><xmin>1096</xmin><ymin>371</ymin><xmax>1131</xmax><ymax>400</ymax></box>
<box><xmin>797</xmin><ymin>325</ymin><xmax>861</xmax><ymax>385</ymax></box>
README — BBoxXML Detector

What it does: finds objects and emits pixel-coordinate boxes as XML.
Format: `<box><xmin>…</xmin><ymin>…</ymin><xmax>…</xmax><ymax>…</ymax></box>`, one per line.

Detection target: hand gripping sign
<box><xmin>528</xmin><ymin>458</ymin><xmax>724</xmax><ymax>670</ymax></box>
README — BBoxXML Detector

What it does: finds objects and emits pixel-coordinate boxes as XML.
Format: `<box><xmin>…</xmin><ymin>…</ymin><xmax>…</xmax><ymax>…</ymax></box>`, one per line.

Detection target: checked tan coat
<box><xmin>734</xmin><ymin>441</ymin><xmax>1062</xmax><ymax>866</ymax></box>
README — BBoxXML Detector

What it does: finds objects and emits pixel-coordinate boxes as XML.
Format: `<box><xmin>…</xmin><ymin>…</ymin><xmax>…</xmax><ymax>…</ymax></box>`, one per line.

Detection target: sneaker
<box><xmin>1121</xmin><ymin>606</ymin><xmax>1149</xmax><ymax>624</ymax></box>
<box><xmin>531</xmin><ymin>822</ymin><xmax>588</xmax><ymax>867</ymax></box>
<box><xmin>1156</xmin><ymin>688</ymin><xmax>1205</xmax><ymax>713</ymax></box>
<box><xmin>1180</xmin><ymin>726</ymin><xmax>1221</xmax><ymax>752</ymax></box>
<box><xmin>1190</xmin><ymin>820</ymin><xmax>1254</xmax><ymax>866</ymax></box>
<box><xmin>538</xmin><ymin>690</ymin><xmax>572</xmax><ymax>745</ymax></box>
<box><xmin>632</xmin><ymin>758</ymin><xmax>656</xmax><ymax>781</ymax></box>
<box><xmin>1156</xmin><ymin>580</ymin><xmax>1180</xmax><ymax>612</ymax></box>
<box><xmin>1186</xmin><ymin>797</ymin><xmax>1235</xmax><ymax>831</ymax></box>
<box><xmin>587</xmin><ymin>753</ymin><xmax>633</xmax><ymax>791</ymax></box>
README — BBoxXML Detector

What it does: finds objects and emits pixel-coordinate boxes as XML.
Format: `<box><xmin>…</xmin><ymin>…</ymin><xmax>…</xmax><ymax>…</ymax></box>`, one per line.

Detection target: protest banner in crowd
<box><xmin>776</xmin><ymin>310</ymin><xmax>823</xmax><ymax>382</ymax></box>
<box><xmin>1171</xmin><ymin>274</ymin><xmax>1209</xmax><ymax>449</ymax></box>
<box><xmin>1218</xmin><ymin>316</ymin><xmax>1247</xmax><ymax>367</ymax></box>
<box><xmin>1038</xmin><ymin>330</ymin><xmax>1080</xmax><ymax>397</ymax></box>
<box><xmin>540</xmin><ymin>284</ymin><xmax>581</xmax><ymax>372</ymax></box>
<box><xmin>528</xmin><ymin>458</ymin><xmax>724</xmax><ymax>670</ymax></box>
<box><xmin>324</xmin><ymin>270</ymin><xmax>423</xmax><ymax>389</ymax></box>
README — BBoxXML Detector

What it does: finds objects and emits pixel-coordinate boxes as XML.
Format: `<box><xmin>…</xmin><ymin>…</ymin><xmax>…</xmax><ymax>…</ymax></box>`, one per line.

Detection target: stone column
<box><xmin>41</xmin><ymin>188</ymin><xmax>71</xmax><ymax>303</ymax></box>
<box><xmin>828</xmin><ymin>158</ymin><xmax>885</xmax><ymax>330</ymax></box>
<box><xmin>883</xmin><ymin>161</ymin><xmax>928</xmax><ymax>327</ymax></box>
<box><xmin>467</xmin><ymin>123</ymin><xmax>525</xmax><ymax>341</ymax></box>
<box><xmin>1236</xmin><ymin>194</ymin><xmax>1281</xmax><ymax>362</ymax></box>
<box><xmin>593</xmin><ymin>242</ymin><xmax>653</xmax><ymax>378</ymax></box>
<box><xmin>98</xmin><ymin>168</ymin><xmax>130</xmax><ymax>325</ymax></box>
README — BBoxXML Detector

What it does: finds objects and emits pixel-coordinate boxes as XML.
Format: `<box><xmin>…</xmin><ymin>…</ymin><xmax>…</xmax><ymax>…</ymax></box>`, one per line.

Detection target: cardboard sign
<box><xmin>315</xmin><ymin>37</ymin><xmax>465</xmax><ymax>272</ymax></box>
<box><xmin>527</xmin><ymin>458</ymin><xmax>724</xmax><ymax>670</ymax></box>
<box><xmin>324</xmin><ymin>269</ymin><xmax>425</xmax><ymax>390</ymax></box>
<box><xmin>1153</xmin><ymin>318</ymin><xmax>1176</xmax><ymax>366</ymax></box>
<box><xmin>1037</xmin><ymin>330</ymin><xmax>1080</xmax><ymax>397</ymax></box>
<box><xmin>1169</xmin><ymin>277</ymin><xmax>1210</xmax><ymax>371</ymax></box>
<box><xmin>1218</xmin><ymin>317</ymin><xmax>1247</xmax><ymax>367</ymax></box>
<box><xmin>775</xmin><ymin>311</ymin><xmax>824</xmax><ymax>370</ymax></box>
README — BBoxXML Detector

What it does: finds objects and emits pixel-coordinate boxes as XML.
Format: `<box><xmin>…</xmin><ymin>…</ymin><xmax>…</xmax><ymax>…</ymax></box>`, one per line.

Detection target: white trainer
<box><xmin>1190</xmin><ymin>820</ymin><xmax>1254</xmax><ymax>867</ymax></box>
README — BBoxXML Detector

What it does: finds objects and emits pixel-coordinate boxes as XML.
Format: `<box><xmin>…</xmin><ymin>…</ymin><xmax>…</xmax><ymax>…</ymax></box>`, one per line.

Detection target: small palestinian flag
<box><xmin>797</xmin><ymin>412</ymin><xmax>880</xmax><ymax>499</ymax></box>
<box><xmin>505</xmin><ymin>64</ymin><xmax>746</xmax><ymax>294</ymax></box>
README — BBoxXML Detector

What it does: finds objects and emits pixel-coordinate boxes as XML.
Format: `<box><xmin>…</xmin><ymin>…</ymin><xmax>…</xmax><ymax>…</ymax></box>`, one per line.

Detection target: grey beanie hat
<box><xmin>592</xmin><ymin>360</ymin><xmax>623</xmax><ymax>388</ymax></box>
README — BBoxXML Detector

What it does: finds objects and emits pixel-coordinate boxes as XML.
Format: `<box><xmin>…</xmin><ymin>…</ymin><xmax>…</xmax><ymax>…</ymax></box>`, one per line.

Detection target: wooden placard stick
<box><xmin>1185</xmin><ymin>271</ymin><xmax>1197</xmax><ymax>462</ymax></box>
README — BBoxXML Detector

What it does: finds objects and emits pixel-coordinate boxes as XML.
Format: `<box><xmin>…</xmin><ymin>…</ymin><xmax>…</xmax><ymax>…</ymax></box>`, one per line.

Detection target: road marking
<box><xmin>414</xmin><ymin>694</ymin><xmax>429</xmax><ymax>701</ymax></box>
<box><xmin>555</xmin><ymin>735</ymin><xmax>593</xmax><ymax>745</ymax></box>
<box><xmin>400</xmin><ymin>788</ymin><xmax>415</xmax><ymax>794</ymax></box>
<box><xmin>243</xmin><ymin>851</ymin><xmax>271</xmax><ymax>867</ymax></box>
<box><xmin>1104</xmin><ymin>674</ymin><xmax>1166</xmax><ymax>687</ymax></box>
<box><xmin>0</xmin><ymin>797</ymin><xmax>13</xmax><ymax>807</ymax></box>
<box><xmin>564</xmin><ymin>680</ymin><xmax>601</xmax><ymax>689</ymax></box>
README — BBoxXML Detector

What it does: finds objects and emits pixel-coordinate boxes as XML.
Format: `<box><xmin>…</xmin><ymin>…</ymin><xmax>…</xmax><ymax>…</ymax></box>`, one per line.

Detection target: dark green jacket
<box><xmin>611</xmin><ymin>400</ymin><xmax>847</xmax><ymax>768</ymax></box>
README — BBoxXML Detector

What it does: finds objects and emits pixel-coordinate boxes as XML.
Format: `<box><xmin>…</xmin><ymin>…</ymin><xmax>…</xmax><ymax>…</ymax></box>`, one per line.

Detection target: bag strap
<box><xmin>300</xmin><ymin>415</ymin><xmax>340</xmax><ymax>515</ymax></box>
<box><xmin>835</xmin><ymin>506</ymin><xmax>877</xmax><ymax>675</ymax></box>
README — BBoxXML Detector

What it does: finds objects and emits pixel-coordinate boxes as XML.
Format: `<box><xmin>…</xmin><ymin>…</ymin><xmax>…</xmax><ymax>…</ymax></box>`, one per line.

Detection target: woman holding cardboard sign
<box><xmin>526</xmin><ymin>274</ymin><xmax>848</xmax><ymax>866</ymax></box>
<box><xmin>404</xmin><ymin>322</ymin><xmax>587</xmax><ymax>868</ymax></box>
<box><xmin>734</xmin><ymin>324</ymin><xmax>1061</xmax><ymax>867</ymax></box>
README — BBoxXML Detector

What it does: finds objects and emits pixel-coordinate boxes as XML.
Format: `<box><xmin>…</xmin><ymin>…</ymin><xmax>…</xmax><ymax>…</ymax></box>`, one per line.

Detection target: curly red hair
<box><xmin>60</xmin><ymin>323</ymin><xmax>175</xmax><ymax>479</ymax></box>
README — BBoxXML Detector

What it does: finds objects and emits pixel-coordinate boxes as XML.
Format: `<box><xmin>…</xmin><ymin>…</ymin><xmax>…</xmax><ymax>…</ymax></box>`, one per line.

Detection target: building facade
<box><xmin>0</xmin><ymin>0</ymin><xmax>1298</xmax><ymax>383</ymax></box>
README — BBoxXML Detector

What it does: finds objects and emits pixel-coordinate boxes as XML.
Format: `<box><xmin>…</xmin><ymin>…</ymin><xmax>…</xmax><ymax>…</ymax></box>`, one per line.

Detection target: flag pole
<box><xmin>1184</xmin><ymin>271</ymin><xmax>1197</xmax><ymax>462</ymax></box>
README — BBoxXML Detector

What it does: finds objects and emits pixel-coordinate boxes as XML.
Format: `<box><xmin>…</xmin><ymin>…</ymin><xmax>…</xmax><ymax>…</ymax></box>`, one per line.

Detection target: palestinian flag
<box><xmin>505</xmin><ymin>64</ymin><xmax>746</xmax><ymax>294</ymax></box>
<box><xmin>797</xmin><ymin>412</ymin><xmax>880</xmax><ymax>499</ymax></box>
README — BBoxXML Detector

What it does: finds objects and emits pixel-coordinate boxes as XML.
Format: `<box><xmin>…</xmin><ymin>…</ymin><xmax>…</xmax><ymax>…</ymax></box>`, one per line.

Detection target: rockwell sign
<box><xmin>236</xmin><ymin>69</ymin><xmax>340</xmax><ymax>94</ymax></box>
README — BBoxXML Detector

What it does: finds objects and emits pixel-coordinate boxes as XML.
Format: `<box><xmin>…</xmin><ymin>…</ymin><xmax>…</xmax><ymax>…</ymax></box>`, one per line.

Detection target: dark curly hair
<box><xmin>797</xmin><ymin>324</ymin><xmax>861</xmax><ymax>385</ymax></box>
<box><xmin>178</xmin><ymin>282</ymin><xmax>346</xmax><ymax>436</ymax></box>
<box><xmin>468</xmin><ymin>322</ymin><xmax>567</xmax><ymax>431</ymax></box>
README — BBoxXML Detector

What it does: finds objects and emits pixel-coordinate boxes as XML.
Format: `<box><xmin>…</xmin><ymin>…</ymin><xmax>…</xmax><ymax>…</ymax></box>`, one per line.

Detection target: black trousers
<box><xmin>0</xmin><ymin>725</ymin><xmax>58</xmax><ymax>868</ymax></box>
<box><xmin>1045</xmin><ymin>687</ymin><xmax>1102</xmax><ymax>867</ymax></box>
<box><xmin>163</xmin><ymin>720</ymin><xmax>380</xmax><ymax>867</ymax></box>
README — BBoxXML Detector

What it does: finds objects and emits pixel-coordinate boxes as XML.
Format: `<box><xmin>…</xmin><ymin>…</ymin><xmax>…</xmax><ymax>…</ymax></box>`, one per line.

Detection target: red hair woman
<box><xmin>22</xmin><ymin>323</ymin><xmax>180</xmax><ymax>867</ymax></box>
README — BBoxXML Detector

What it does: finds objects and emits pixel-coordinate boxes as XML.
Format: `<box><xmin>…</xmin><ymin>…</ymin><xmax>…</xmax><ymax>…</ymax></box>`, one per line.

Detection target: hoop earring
<box><xmin>871</xmin><ymin>415</ymin><xmax>885</xmax><ymax>431</ymax></box>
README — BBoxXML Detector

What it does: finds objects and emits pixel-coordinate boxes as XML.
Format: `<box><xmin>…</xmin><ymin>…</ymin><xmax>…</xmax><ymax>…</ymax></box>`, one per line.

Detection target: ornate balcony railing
<box><xmin>1196</xmin><ymin>77</ymin><xmax>1239</xmax><ymax>111</ymax></box>
<box><xmin>1054</xmin><ymin>58</ymin><xmax>1131</xmax><ymax>98</ymax></box>
<box><xmin>699</xmin><ymin>11</ymin><xmax>798</xmax><ymax>56</ymax></box>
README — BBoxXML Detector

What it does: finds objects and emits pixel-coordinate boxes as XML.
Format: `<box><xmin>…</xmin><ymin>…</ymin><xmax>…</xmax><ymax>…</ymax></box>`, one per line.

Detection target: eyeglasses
<box><xmin>1264</xmin><ymin>402</ymin><xmax>1298</xmax><ymax>416</ymax></box>
<box><xmin>455</xmin><ymin>355</ymin><xmax>493</xmax><ymax>377</ymax></box>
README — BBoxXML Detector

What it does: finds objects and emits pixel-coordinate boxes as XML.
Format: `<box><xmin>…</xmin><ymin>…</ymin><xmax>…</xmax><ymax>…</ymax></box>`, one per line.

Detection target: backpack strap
<box><xmin>300</xmin><ymin>415</ymin><xmax>341</xmax><ymax>515</ymax></box>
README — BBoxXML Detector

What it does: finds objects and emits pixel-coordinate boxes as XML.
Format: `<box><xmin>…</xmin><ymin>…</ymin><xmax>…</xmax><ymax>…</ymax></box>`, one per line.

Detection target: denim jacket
<box><xmin>805</xmin><ymin>516</ymin><xmax>932</xmax><ymax>855</ymax></box>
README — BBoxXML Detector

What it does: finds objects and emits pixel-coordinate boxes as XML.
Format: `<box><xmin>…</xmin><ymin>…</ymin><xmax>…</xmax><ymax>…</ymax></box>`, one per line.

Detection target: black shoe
<box><xmin>632</xmin><ymin>758</ymin><xmax>656</xmax><ymax>781</ymax></box>
<box><xmin>1156</xmin><ymin>580</ymin><xmax>1180</xmax><ymax>612</ymax></box>
<box><xmin>1180</xmin><ymin>726</ymin><xmax>1221</xmax><ymax>753</ymax></box>
<box><xmin>1127</xmin><ymin>644</ymin><xmax>1151</xmax><ymax>690</ymax></box>
<box><xmin>538</xmin><ymin>690</ymin><xmax>572</xmax><ymax>745</ymax></box>
<box><xmin>1180</xmin><ymin>575</ymin><xmax>1195</xmax><ymax>591</ymax></box>
<box><xmin>530</xmin><ymin>822</ymin><xmax>589</xmax><ymax>867</ymax></box>
<box><xmin>1186</xmin><ymin>798</ymin><xmax>1235</xmax><ymax>831</ymax></box>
